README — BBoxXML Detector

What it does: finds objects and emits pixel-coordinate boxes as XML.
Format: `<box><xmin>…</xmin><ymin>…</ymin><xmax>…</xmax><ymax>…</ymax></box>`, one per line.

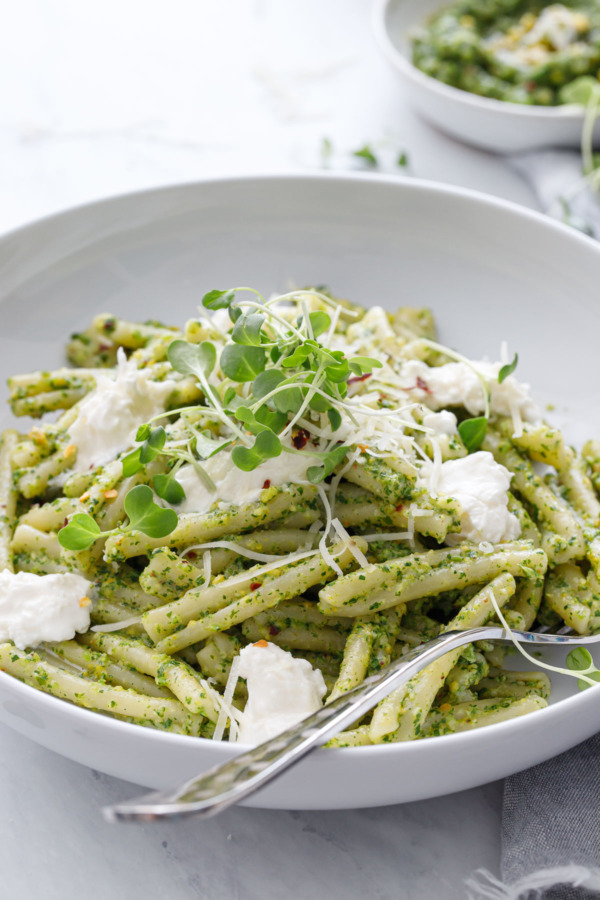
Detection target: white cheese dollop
<box><xmin>0</xmin><ymin>570</ymin><xmax>93</xmax><ymax>649</ymax></box>
<box><xmin>422</xmin><ymin>410</ymin><xmax>458</xmax><ymax>436</ymax></box>
<box><xmin>525</xmin><ymin>5</ymin><xmax>585</xmax><ymax>51</ymax></box>
<box><xmin>398</xmin><ymin>359</ymin><xmax>540</xmax><ymax>423</ymax></box>
<box><xmin>175</xmin><ymin>451</ymin><xmax>310</xmax><ymax>515</ymax></box>
<box><xmin>236</xmin><ymin>641</ymin><xmax>326</xmax><ymax>745</ymax></box>
<box><xmin>67</xmin><ymin>349</ymin><xmax>175</xmax><ymax>472</ymax></box>
<box><xmin>420</xmin><ymin>451</ymin><xmax>521</xmax><ymax>545</ymax></box>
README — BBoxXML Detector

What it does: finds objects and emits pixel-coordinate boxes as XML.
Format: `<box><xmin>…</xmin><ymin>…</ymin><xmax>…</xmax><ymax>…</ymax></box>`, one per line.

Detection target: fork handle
<box><xmin>104</xmin><ymin>627</ymin><xmax>503</xmax><ymax>822</ymax></box>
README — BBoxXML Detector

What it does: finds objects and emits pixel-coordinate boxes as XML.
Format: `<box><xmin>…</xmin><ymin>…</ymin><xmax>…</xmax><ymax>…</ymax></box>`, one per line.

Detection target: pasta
<box><xmin>1</xmin><ymin>286</ymin><xmax>597</xmax><ymax>747</ymax></box>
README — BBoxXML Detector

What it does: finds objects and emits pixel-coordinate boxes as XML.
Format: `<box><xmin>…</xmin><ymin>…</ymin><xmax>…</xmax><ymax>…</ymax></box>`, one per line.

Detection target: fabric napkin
<box><xmin>465</xmin><ymin>152</ymin><xmax>600</xmax><ymax>900</ymax></box>
<box><xmin>466</xmin><ymin>734</ymin><xmax>600</xmax><ymax>898</ymax></box>
<box><xmin>510</xmin><ymin>149</ymin><xmax>600</xmax><ymax>236</ymax></box>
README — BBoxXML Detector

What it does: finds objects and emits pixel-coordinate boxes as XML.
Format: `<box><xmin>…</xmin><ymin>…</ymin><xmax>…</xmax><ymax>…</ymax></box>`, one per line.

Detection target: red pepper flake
<box><xmin>416</xmin><ymin>376</ymin><xmax>432</xmax><ymax>394</ymax></box>
<box><xmin>347</xmin><ymin>373</ymin><xmax>372</xmax><ymax>385</ymax></box>
<box><xmin>269</xmin><ymin>625</ymin><xmax>280</xmax><ymax>636</ymax></box>
<box><xmin>292</xmin><ymin>428</ymin><xmax>310</xmax><ymax>450</ymax></box>
<box><xmin>262</xmin><ymin>479</ymin><xmax>271</xmax><ymax>489</ymax></box>
<box><xmin>395</xmin><ymin>504</ymin><xmax>404</xmax><ymax>512</ymax></box>
<box><xmin>250</xmin><ymin>582</ymin><xmax>262</xmax><ymax>591</ymax></box>
<box><xmin>98</xmin><ymin>343</ymin><xmax>112</xmax><ymax>352</ymax></box>
<box><xmin>185</xmin><ymin>551</ymin><xmax>197</xmax><ymax>561</ymax></box>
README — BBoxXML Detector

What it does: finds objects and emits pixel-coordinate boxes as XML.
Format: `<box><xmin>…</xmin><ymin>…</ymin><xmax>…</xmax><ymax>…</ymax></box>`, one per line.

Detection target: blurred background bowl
<box><xmin>374</xmin><ymin>0</ymin><xmax>600</xmax><ymax>152</ymax></box>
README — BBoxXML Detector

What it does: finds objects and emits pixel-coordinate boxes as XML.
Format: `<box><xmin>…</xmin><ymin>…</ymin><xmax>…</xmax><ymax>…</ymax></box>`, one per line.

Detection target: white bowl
<box><xmin>1</xmin><ymin>174</ymin><xmax>600</xmax><ymax>809</ymax></box>
<box><xmin>374</xmin><ymin>0</ymin><xmax>600</xmax><ymax>153</ymax></box>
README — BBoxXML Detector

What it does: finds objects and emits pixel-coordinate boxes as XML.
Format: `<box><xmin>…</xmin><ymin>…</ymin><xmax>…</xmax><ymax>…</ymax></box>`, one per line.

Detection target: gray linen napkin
<box><xmin>510</xmin><ymin>149</ymin><xmax>600</xmax><ymax>236</ymax></box>
<box><xmin>466</xmin><ymin>736</ymin><xmax>600</xmax><ymax>898</ymax></box>
<box><xmin>466</xmin><ymin>153</ymin><xmax>600</xmax><ymax>900</ymax></box>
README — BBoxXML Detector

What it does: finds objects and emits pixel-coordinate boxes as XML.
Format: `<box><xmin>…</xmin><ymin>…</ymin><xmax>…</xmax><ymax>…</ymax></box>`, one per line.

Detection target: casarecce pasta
<box><xmin>1</xmin><ymin>287</ymin><xmax>598</xmax><ymax>746</ymax></box>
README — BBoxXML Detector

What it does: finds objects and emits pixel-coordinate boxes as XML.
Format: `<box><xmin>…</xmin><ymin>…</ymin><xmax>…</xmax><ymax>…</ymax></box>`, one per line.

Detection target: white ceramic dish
<box><xmin>1</xmin><ymin>174</ymin><xmax>600</xmax><ymax>809</ymax></box>
<box><xmin>374</xmin><ymin>0</ymin><xmax>600</xmax><ymax>153</ymax></box>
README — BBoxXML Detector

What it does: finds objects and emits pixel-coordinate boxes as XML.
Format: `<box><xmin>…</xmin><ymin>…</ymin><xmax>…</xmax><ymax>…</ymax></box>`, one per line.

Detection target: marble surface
<box><xmin>0</xmin><ymin>1</ymin><xmax>544</xmax><ymax>896</ymax></box>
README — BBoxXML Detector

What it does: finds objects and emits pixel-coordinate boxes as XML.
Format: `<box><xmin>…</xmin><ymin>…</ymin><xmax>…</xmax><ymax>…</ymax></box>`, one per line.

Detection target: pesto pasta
<box><xmin>0</xmin><ymin>287</ymin><xmax>597</xmax><ymax>746</ymax></box>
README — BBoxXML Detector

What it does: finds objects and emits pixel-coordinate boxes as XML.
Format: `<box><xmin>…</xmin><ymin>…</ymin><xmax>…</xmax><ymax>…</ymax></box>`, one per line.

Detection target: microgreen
<box><xmin>397</xmin><ymin>151</ymin><xmax>409</xmax><ymax>168</ymax></box>
<box><xmin>140</xmin><ymin>427</ymin><xmax>166</xmax><ymax>463</ymax></box>
<box><xmin>353</xmin><ymin>144</ymin><xmax>378</xmax><ymax>166</ymax></box>
<box><xmin>152</xmin><ymin>472</ymin><xmax>186</xmax><ymax>505</ymax></box>
<box><xmin>349</xmin><ymin>356</ymin><xmax>383</xmax><ymax>376</ymax></box>
<box><xmin>566</xmin><ymin>647</ymin><xmax>600</xmax><ymax>690</ymax></box>
<box><xmin>123</xmin><ymin>485</ymin><xmax>178</xmax><ymax>537</ymax></box>
<box><xmin>122</xmin><ymin>426</ymin><xmax>167</xmax><ymax>477</ymax></box>
<box><xmin>58</xmin><ymin>484</ymin><xmax>177</xmax><ymax>551</ymax></box>
<box><xmin>220</xmin><ymin>344</ymin><xmax>266</xmax><ymax>382</ymax></box>
<box><xmin>498</xmin><ymin>353</ymin><xmax>518</xmax><ymax>384</ymax></box>
<box><xmin>202</xmin><ymin>289</ymin><xmax>237</xmax><ymax>311</ymax></box>
<box><xmin>232</xmin><ymin>430</ymin><xmax>282</xmax><ymax>471</ymax></box>
<box><xmin>231</xmin><ymin>313</ymin><xmax>264</xmax><ymax>347</ymax></box>
<box><xmin>306</xmin><ymin>444</ymin><xmax>350</xmax><ymax>484</ymax></box>
<box><xmin>58</xmin><ymin>513</ymin><xmax>101</xmax><ymax>551</ymax></box>
<box><xmin>309</xmin><ymin>310</ymin><xmax>331</xmax><ymax>338</ymax></box>
<box><xmin>458</xmin><ymin>416</ymin><xmax>488</xmax><ymax>453</ymax></box>
<box><xmin>167</xmin><ymin>340</ymin><xmax>217</xmax><ymax>379</ymax></box>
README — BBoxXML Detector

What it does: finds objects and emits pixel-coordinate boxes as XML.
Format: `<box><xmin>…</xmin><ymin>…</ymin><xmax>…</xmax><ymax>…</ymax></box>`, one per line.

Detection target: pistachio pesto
<box><xmin>412</xmin><ymin>0</ymin><xmax>600</xmax><ymax>105</ymax></box>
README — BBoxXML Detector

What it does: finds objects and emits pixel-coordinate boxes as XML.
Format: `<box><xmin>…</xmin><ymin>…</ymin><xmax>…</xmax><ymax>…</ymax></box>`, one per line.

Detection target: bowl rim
<box><xmin>1</xmin><ymin>171</ymin><xmax>600</xmax><ymax>761</ymax></box>
<box><xmin>373</xmin><ymin>0</ymin><xmax>588</xmax><ymax>122</ymax></box>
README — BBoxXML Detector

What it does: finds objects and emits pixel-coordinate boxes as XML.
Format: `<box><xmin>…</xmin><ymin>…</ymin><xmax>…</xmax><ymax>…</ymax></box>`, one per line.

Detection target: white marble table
<box><xmin>0</xmin><ymin>1</ymin><xmax>541</xmax><ymax>896</ymax></box>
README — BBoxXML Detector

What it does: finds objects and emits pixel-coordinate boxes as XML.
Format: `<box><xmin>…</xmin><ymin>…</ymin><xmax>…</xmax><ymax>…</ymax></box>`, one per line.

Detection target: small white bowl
<box><xmin>374</xmin><ymin>0</ymin><xmax>600</xmax><ymax>153</ymax></box>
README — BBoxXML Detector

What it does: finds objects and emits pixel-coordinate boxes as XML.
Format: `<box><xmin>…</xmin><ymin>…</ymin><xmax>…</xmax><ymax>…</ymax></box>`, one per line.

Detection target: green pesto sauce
<box><xmin>412</xmin><ymin>0</ymin><xmax>600</xmax><ymax>105</ymax></box>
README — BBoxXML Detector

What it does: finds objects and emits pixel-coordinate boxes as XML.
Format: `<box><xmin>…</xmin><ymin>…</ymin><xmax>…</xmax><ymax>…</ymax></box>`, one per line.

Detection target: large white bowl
<box><xmin>1</xmin><ymin>174</ymin><xmax>600</xmax><ymax>809</ymax></box>
<box><xmin>375</xmin><ymin>0</ymin><xmax>600</xmax><ymax>152</ymax></box>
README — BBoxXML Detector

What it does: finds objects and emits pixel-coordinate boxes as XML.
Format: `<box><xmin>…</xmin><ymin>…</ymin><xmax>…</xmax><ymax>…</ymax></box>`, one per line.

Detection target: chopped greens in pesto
<box><xmin>412</xmin><ymin>1</ymin><xmax>600</xmax><ymax>106</ymax></box>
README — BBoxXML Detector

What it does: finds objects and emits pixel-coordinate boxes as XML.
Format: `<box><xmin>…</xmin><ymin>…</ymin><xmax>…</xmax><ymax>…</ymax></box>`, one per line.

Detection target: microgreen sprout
<box><xmin>566</xmin><ymin>647</ymin><xmax>600</xmax><ymax>690</ymax></box>
<box><xmin>353</xmin><ymin>144</ymin><xmax>378</xmax><ymax>167</ymax></box>
<box><xmin>498</xmin><ymin>353</ymin><xmax>518</xmax><ymax>384</ymax></box>
<box><xmin>161</xmin><ymin>288</ymin><xmax>384</xmax><ymax>478</ymax></box>
<box><xmin>58</xmin><ymin>485</ymin><xmax>178</xmax><ymax>551</ymax></box>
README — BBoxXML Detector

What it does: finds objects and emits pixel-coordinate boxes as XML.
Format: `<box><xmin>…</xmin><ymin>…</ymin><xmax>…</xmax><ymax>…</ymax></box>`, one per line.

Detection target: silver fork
<box><xmin>103</xmin><ymin>626</ymin><xmax>600</xmax><ymax>822</ymax></box>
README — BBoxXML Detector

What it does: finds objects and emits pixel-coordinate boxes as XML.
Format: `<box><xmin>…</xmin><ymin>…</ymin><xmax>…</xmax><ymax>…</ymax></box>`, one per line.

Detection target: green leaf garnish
<box><xmin>139</xmin><ymin>427</ymin><xmax>166</xmax><ymax>464</ymax></box>
<box><xmin>232</xmin><ymin>313</ymin><xmax>264</xmax><ymax>347</ymax></box>
<box><xmin>349</xmin><ymin>356</ymin><xmax>383</xmax><ymax>376</ymax></box>
<box><xmin>566</xmin><ymin>646</ymin><xmax>600</xmax><ymax>691</ymax></box>
<box><xmin>254</xmin><ymin>405</ymin><xmax>288</xmax><ymax>433</ymax></box>
<box><xmin>136</xmin><ymin>424</ymin><xmax>151</xmax><ymax>442</ymax></box>
<box><xmin>231</xmin><ymin>430</ymin><xmax>282</xmax><ymax>471</ymax></box>
<box><xmin>202</xmin><ymin>289</ymin><xmax>236</xmax><ymax>310</ymax></box>
<box><xmin>220</xmin><ymin>344</ymin><xmax>266</xmax><ymax>382</ymax></box>
<box><xmin>458</xmin><ymin>416</ymin><xmax>487</xmax><ymax>453</ymax></box>
<box><xmin>309</xmin><ymin>311</ymin><xmax>331</xmax><ymax>338</ymax></box>
<box><xmin>498</xmin><ymin>353</ymin><xmax>518</xmax><ymax>384</ymax></box>
<box><xmin>327</xmin><ymin>408</ymin><xmax>342</xmax><ymax>431</ymax></box>
<box><xmin>152</xmin><ymin>473</ymin><xmax>185</xmax><ymax>505</ymax></box>
<box><xmin>397</xmin><ymin>151</ymin><xmax>409</xmax><ymax>168</ymax></box>
<box><xmin>122</xmin><ymin>446</ymin><xmax>143</xmax><ymax>477</ymax></box>
<box><xmin>353</xmin><ymin>144</ymin><xmax>378</xmax><ymax>166</ymax></box>
<box><xmin>307</xmin><ymin>444</ymin><xmax>349</xmax><ymax>484</ymax></box>
<box><xmin>123</xmin><ymin>484</ymin><xmax>178</xmax><ymax>538</ymax></box>
<box><xmin>58</xmin><ymin>513</ymin><xmax>101</xmax><ymax>551</ymax></box>
<box><xmin>193</xmin><ymin>433</ymin><xmax>233</xmax><ymax>460</ymax></box>
<box><xmin>321</xmin><ymin>136</ymin><xmax>333</xmax><ymax>168</ymax></box>
<box><xmin>559</xmin><ymin>76</ymin><xmax>600</xmax><ymax>106</ymax></box>
<box><xmin>168</xmin><ymin>340</ymin><xmax>217</xmax><ymax>379</ymax></box>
